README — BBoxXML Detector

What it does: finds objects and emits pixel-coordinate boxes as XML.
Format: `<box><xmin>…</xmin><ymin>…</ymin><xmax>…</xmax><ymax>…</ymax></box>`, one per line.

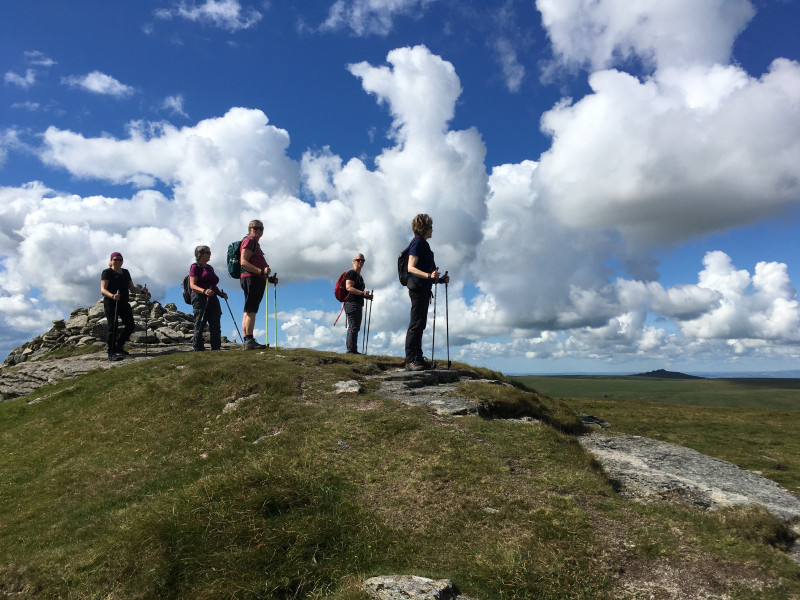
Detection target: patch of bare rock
<box><xmin>578</xmin><ymin>432</ymin><xmax>800</xmax><ymax>523</ymax></box>
<box><xmin>363</xmin><ymin>575</ymin><xmax>475</xmax><ymax>600</ymax></box>
<box><xmin>368</xmin><ymin>367</ymin><xmax>513</xmax><ymax>416</ymax></box>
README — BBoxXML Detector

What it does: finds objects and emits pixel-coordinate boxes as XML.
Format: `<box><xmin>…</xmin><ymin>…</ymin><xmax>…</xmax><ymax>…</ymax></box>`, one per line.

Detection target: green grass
<box><xmin>1</xmin><ymin>351</ymin><xmax>798</xmax><ymax>599</ymax></box>
<box><xmin>513</xmin><ymin>374</ymin><xmax>800</xmax><ymax>411</ymax></box>
<box><xmin>513</xmin><ymin>375</ymin><xmax>800</xmax><ymax>495</ymax></box>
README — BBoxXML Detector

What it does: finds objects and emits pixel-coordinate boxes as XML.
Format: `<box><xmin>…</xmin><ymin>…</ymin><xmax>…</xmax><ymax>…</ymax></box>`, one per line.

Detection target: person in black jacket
<box><xmin>405</xmin><ymin>214</ymin><xmax>449</xmax><ymax>370</ymax></box>
<box><xmin>100</xmin><ymin>252</ymin><xmax>148</xmax><ymax>362</ymax></box>
<box><xmin>343</xmin><ymin>253</ymin><xmax>373</xmax><ymax>354</ymax></box>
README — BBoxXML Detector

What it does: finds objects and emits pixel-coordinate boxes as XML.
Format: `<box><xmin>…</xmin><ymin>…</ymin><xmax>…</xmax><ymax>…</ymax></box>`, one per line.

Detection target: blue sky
<box><xmin>2</xmin><ymin>0</ymin><xmax>800</xmax><ymax>375</ymax></box>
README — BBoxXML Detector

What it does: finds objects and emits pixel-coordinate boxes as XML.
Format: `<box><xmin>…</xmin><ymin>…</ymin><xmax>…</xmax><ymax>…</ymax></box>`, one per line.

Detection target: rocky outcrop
<box><xmin>2</xmin><ymin>288</ymin><xmax>219</xmax><ymax>368</ymax></box>
<box><xmin>0</xmin><ymin>348</ymin><xmax>184</xmax><ymax>400</ymax></box>
<box><xmin>369</xmin><ymin>368</ymin><xmax>504</xmax><ymax>416</ymax></box>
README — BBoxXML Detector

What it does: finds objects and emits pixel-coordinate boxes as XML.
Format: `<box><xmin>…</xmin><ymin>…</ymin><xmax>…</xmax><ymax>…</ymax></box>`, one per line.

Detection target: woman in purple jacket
<box><xmin>188</xmin><ymin>245</ymin><xmax>228</xmax><ymax>351</ymax></box>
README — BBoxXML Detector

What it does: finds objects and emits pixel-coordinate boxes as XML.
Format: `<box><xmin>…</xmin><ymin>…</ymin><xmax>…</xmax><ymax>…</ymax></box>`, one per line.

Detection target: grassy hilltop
<box><xmin>1</xmin><ymin>350</ymin><xmax>798</xmax><ymax>599</ymax></box>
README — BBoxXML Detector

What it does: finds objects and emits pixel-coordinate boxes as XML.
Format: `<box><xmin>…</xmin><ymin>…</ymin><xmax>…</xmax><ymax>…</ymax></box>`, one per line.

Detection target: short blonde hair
<box><xmin>411</xmin><ymin>213</ymin><xmax>433</xmax><ymax>236</ymax></box>
<box><xmin>248</xmin><ymin>220</ymin><xmax>263</xmax><ymax>232</ymax></box>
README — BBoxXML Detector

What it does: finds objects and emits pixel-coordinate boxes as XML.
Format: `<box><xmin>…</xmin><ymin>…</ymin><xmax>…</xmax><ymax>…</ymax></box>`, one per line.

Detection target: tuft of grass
<box><xmin>459</xmin><ymin>380</ymin><xmax>587</xmax><ymax>434</ymax></box>
<box><xmin>1</xmin><ymin>350</ymin><xmax>798</xmax><ymax>599</ymax></box>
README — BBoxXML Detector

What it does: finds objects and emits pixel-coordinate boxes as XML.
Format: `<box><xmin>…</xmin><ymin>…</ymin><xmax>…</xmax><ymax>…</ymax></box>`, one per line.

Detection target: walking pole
<box><xmin>361</xmin><ymin>301</ymin><xmax>366</xmax><ymax>355</ymax></box>
<box><xmin>365</xmin><ymin>292</ymin><xmax>373</xmax><ymax>355</ymax></box>
<box><xmin>111</xmin><ymin>297</ymin><xmax>119</xmax><ymax>356</ymax></box>
<box><xmin>273</xmin><ymin>274</ymin><xmax>278</xmax><ymax>349</ymax></box>
<box><xmin>265</xmin><ymin>276</ymin><xmax>270</xmax><ymax>348</ymax></box>
<box><xmin>444</xmin><ymin>272</ymin><xmax>450</xmax><ymax>369</ymax></box>
<box><xmin>430</xmin><ymin>279</ymin><xmax>438</xmax><ymax>370</ymax></box>
<box><xmin>197</xmin><ymin>294</ymin><xmax>209</xmax><ymax>347</ymax></box>
<box><xmin>222</xmin><ymin>294</ymin><xmax>244</xmax><ymax>344</ymax></box>
<box><xmin>361</xmin><ymin>299</ymin><xmax>369</xmax><ymax>354</ymax></box>
<box><xmin>360</xmin><ymin>293</ymin><xmax>373</xmax><ymax>355</ymax></box>
<box><xmin>144</xmin><ymin>314</ymin><xmax>149</xmax><ymax>356</ymax></box>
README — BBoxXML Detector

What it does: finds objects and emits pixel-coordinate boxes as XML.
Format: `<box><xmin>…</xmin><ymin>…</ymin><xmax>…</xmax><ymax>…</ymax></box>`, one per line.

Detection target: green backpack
<box><xmin>226</xmin><ymin>239</ymin><xmax>244</xmax><ymax>279</ymax></box>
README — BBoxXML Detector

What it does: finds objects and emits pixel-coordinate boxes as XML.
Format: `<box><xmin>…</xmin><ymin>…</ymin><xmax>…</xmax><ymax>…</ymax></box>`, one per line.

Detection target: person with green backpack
<box><xmin>238</xmin><ymin>220</ymin><xmax>278</xmax><ymax>350</ymax></box>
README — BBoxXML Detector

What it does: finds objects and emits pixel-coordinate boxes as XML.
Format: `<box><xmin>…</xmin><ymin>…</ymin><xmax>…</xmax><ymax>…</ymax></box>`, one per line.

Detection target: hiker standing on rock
<box><xmin>405</xmin><ymin>214</ymin><xmax>448</xmax><ymax>371</ymax></box>
<box><xmin>239</xmin><ymin>219</ymin><xmax>278</xmax><ymax>350</ymax></box>
<box><xmin>100</xmin><ymin>252</ymin><xmax>149</xmax><ymax>362</ymax></box>
<box><xmin>188</xmin><ymin>245</ymin><xmax>228</xmax><ymax>351</ymax></box>
<box><xmin>344</xmin><ymin>253</ymin><xmax>373</xmax><ymax>354</ymax></box>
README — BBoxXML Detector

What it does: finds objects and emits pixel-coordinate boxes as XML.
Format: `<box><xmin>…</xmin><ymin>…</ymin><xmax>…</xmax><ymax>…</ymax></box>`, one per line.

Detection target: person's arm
<box><xmin>345</xmin><ymin>278</ymin><xmax>369</xmax><ymax>297</ymax></box>
<box><xmin>408</xmin><ymin>254</ymin><xmax>439</xmax><ymax>281</ymax></box>
<box><xmin>189</xmin><ymin>275</ymin><xmax>212</xmax><ymax>296</ymax></box>
<box><xmin>240</xmin><ymin>242</ymin><xmax>270</xmax><ymax>278</ymax></box>
<box><xmin>101</xmin><ymin>278</ymin><xmax>120</xmax><ymax>301</ymax></box>
<box><xmin>128</xmin><ymin>277</ymin><xmax>149</xmax><ymax>296</ymax></box>
<box><xmin>190</xmin><ymin>268</ymin><xmax>215</xmax><ymax>297</ymax></box>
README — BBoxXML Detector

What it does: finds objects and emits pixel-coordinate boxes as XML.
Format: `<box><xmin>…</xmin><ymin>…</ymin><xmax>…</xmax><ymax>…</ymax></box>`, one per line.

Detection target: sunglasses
<box><xmin>112</xmin><ymin>258</ymin><xmax>123</xmax><ymax>261</ymax></box>
<box><xmin>251</xmin><ymin>226</ymin><xmax>264</xmax><ymax>231</ymax></box>
<box><xmin>354</xmin><ymin>258</ymin><xmax>365</xmax><ymax>263</ymax></box>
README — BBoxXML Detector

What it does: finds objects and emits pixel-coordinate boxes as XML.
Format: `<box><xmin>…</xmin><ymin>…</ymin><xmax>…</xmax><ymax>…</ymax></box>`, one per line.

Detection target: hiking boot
<box><xmin>108</xmin><ymin>353</ymin><xmax>123</xmax><ymax>362</ymax></box>
<box><xmin>405</xmin><ymin>361</ymin><xmax>426</xmax><ymax>371</ymax></box>
<box><xmin>115</xmin><ymin>346</ymin><xmax>130</xmax><ymax>356</ymax></box>
<box><xmin>243</xmin><ymin>339</ymin><xmax>268</xmax><ymax>350</ymax></box>
<box><xmin>347</xmin><ymin>350</ymin><xmax>361</xmax><ymax>355</ymax></box>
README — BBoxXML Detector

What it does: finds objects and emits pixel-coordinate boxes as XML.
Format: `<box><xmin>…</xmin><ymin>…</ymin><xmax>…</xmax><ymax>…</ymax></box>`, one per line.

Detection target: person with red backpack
<box><xmin>342</xmin><ymin>253</ymin><xmax>373</xmax><ymax>354</ymax></box>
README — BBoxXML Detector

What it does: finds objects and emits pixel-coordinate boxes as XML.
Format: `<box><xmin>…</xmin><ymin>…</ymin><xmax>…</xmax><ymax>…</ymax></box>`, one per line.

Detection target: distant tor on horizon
<box><xmin>633</xmin><ymin>368</ymin><xmax>706</xmax><ymax>380</ymax></box>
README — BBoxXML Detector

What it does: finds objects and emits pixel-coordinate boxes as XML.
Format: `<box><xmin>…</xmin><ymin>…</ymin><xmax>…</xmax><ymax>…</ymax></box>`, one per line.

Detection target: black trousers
<box><xmin>192</xmin><ymin>293</ymin><xmax>222</xmax><ymax>350</ymax></box>
<box><xmin>344</xmin><ymin>302</ymin><xmax>362</xmax><ymax>353</ymax></box>
<box><xmin>104</xmin><ymin>298</ymin><xmax>135</xmax><ymax>353</ymax></box>
<box><xmin>405</xmin><ymin>287</ymin><xmax>430</xmax><ymax>363</ymax></box>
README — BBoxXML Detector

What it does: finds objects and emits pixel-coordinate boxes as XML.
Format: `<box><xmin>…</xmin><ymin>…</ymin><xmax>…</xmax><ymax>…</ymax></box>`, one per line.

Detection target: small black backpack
<box><xmin>397</xmin><ymin>242</ymin><xmax>413</xmax><ymax>286</ymax></box>
<box><xmin>182</xmin><ymin>275</ymin><xmax>192</xmax><ymax>304</ymax></box>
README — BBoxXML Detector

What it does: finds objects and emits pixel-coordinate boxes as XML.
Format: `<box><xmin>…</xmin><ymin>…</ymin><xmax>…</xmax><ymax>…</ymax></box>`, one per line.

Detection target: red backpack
<box><xmin>334</xmin><ymin>272</ymin><xmax>350</xmax><ymax>302</ymax></box>
<box><xmin>333</xmin><ymin>272</ymin><xmax>351</xmax><ymax>326</ymax></box>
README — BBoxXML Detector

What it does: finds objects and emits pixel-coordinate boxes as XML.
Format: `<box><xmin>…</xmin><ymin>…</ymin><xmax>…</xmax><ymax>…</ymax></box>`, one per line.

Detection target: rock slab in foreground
<box><xmin>579</xmin><ymin>433</ymin><xmax>800</xmax><ymax>522</ymax></box>
<box><xmin>363</xmin><ymin>575</ymin><xmax>476</xmax><ymax>600</ymax></box>
<box><xmin>370</xmin><ymin>368</ymin><xmax>488</xmax><ymax>416</ymax></box>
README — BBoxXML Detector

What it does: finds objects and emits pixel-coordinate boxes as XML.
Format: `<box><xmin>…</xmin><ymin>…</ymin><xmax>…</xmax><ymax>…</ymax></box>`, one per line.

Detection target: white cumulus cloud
<box><xmin>322</xmin><ymin>0</ymin><xmax>436</xmax><ymax>36</ymax></box>
<box><xmin>4</xmin><ymin>69</ymin><xmax>37</xmax><ymax>89</ymax></box>
<box><xmin>537</xmin><ymin>0</ymin><xmax>755</xmax><ymax>72</ymax></box>
<box><xmin>62</xmin><ymin>71</ymin><xmax>135</xmax><ymax>97</ymax></box>
<box><xmin>3</xmin><ymin>0</ymin><xmax>800</xmax><ymax>371</ymax></box>
<box><xmin>155</xmin><ymin>0</ymin><xmax>262</xmax><ymax>31</ymax></box>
